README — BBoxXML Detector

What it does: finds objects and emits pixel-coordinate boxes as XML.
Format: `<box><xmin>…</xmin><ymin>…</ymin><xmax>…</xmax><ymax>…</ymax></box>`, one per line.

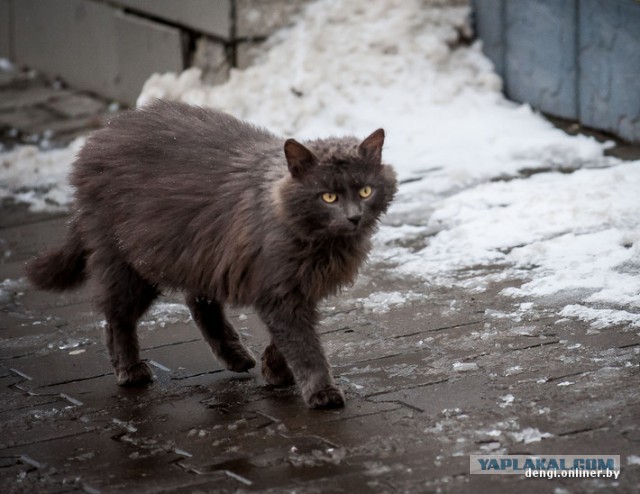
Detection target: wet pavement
<box><xmin>0</xmin><ymin>63</ymin><xmax>116</xmax><ymax>152</ymax></box>
<box><xmin>1</xmin><ymin>65</ymin><xmax>640</xmax><ymax>493</ymax></box>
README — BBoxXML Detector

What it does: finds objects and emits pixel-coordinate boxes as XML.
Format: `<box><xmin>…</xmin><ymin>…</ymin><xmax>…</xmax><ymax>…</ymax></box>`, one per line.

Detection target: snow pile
<box><xmin>138</xmin><ymin>0</ymin><xmax>605</xmax><ymax>193</ymax></box>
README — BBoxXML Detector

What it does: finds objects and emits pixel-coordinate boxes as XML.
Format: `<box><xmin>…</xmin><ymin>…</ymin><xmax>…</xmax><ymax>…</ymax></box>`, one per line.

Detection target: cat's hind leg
<box><xmin>185</xmin><ymin>294</ymin><xmax>256</xmax><ymax>372</ymax></box>
<box><xmin>261</xmin><ymin>342</ymin><xmax>295</xmax><ymax>386</ymax></box>
<box><xmin>93</xmin><ymin>251</ymin><xmax>158</xmax><ymax>386</ymax></box>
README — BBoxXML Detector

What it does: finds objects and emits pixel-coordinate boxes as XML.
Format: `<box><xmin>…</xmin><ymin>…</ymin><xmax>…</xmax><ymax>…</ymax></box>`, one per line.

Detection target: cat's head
<box><xmin>278</xmin><ymin>129</ymin><xmax>398</xmax><ymax>241</ymax></box>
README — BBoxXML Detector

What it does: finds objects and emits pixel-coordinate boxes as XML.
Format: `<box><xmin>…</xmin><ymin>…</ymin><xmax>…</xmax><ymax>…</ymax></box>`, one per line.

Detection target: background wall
<box><xmin>0</xmin><ymin>0</ymin><xmax>313</xmax><ymax>105</ymax></box>
<box><xmin>473</xmin><ymin>0</ymin><xmax>640</xmax><ymax>143</ymax></box>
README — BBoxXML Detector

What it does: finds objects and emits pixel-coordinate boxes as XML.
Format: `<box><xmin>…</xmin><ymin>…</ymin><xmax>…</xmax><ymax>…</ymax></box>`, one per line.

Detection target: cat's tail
<box><xmin>25</xmin><ymin>222</ymin><xmax>88</xmax><ymax>291</ymax></box>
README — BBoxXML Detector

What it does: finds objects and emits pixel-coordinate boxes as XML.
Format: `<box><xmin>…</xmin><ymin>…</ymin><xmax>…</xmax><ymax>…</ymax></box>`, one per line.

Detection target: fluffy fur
<box><xmin>26</xmin><ymin>100</ymin><xmax>397</xmax><ymax>408</ymax></box>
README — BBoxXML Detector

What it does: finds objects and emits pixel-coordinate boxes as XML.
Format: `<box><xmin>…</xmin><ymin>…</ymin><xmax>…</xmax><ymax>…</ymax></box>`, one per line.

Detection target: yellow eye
<box><xmin>359</xmin><ymin>186</ymin><xmax>373</xmax><ymax>199</ymax></box>
<box><xmin>322</xmin><ymin>192</ymin><xmax>338</xmax><ymax>203</ymax></box>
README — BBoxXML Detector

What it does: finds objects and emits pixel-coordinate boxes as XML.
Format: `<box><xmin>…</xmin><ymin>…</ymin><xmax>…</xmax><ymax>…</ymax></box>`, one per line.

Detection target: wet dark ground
<box><xmin>1</xmin><ymin>65</ymin><xmax>640</xmax><ymax>493</ymax></box>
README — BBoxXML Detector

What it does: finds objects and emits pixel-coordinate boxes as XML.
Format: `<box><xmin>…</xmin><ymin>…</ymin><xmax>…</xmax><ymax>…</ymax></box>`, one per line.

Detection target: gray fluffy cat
<box><xmin>26</xmin><ymin>100</ymin><xmax>397</xmax><ymax>409</ymax></box>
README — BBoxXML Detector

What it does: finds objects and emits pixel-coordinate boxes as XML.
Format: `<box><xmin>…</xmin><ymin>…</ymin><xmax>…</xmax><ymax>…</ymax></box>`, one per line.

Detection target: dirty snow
<box><xmin>498</xmin><ymin>394</ymin><xmax>514</xmax><ymax>408</ymax></box>
<box><xmin>0</xmin><ymin>138</ymin><xmax>83</xmax><ymax>211</ymax></box>
<box><xmin>356</xmin><ymin>290</ymin><xmax>422</xmax><ymax>314</ymax></box>
<box><xmin>2</xmin><ymin>0</ymin><xmax>639</xmax><ymax>330</ymax></box>
<box><xmin>0</xmin><ymin>277</ymin><xmax>27</xmax><ymax>304</ymax></box>
<box><xmin>139</xmin><ymin>301</ymin><xmax>192</xmax><ymax>328</ymax></box>
<box><xmin>510</xmin><ymin>427</ymin><xmax>553</xmax><ymax>444</ymax></box>
<box><xmin>452</xmin><ymin>361</ymin><xmax>478</xmax><ymax>372</ymax></box>
<box><xmin>559</xmin><ymin>305</ymin><xmax>640</xmax><ymax>330</ymax></box>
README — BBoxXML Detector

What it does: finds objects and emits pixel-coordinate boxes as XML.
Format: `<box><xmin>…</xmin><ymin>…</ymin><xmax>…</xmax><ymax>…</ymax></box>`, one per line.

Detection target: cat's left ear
<box><xmin>284</xmin><ymin>139</ymin><xmax>316</xmax><ymax>179</ymax></box>
<box><xmin>358</xmin><ymin>128</ymin><xmax>385</xmax><ymax>164</ymax></box>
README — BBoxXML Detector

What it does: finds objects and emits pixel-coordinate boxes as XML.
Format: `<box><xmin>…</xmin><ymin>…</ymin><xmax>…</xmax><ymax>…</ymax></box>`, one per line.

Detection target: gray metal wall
<box><xmin>473</xmin><ymin>0</ymin><xmax>640</xmax><ymax>143</ymax></box>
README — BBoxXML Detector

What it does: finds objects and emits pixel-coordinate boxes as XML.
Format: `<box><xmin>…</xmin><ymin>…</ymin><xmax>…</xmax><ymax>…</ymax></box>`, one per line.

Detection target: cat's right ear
<box><xmin>358</xmin><ymin>128</ymin><xmax>385</xmax><ymax>164</ymax></box>
<box><xmin>284</xmin><ymin>139</ymin><xmax>316</xmax><ymax>179</ymax></box>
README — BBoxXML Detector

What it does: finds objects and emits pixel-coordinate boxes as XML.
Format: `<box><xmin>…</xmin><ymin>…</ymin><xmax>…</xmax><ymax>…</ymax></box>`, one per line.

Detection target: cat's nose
<box><xmin>348</xmin><ymin>214</ymin><xmax>361</xmax><ymax>226</ymax></box>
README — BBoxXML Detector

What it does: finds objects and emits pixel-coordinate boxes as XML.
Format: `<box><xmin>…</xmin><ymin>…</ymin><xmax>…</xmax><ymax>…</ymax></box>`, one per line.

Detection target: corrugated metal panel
<box><xmin>474</xmin><ymin>0</ymin><xmax>640</xmax><ymax>142</ymax></box>
<box><xmin>505</xmin><ymin>0</ymin><xmax>577</xmax><ymax>119</ymax></box>
<box><xmin>579</xmin><ymin>0</ymin><xmax>640</xmax><ymax>142</ymax></box>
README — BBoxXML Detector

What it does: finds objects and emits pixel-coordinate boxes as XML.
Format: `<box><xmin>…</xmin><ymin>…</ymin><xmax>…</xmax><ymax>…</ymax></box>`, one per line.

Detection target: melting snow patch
<box><xmin>357</xmin><ymin>290</ymin><xmax>422</xmax><ymax>313</ymax></box>
<box><xmin>452</xmin><ymin>362</ymin><xmax>478</xmax><ymax>372</ymax></box>
<box><xmin>510</xmin><ymin>325</ymin><xmax>537</xmax><ymax>336</ymax></box>
<box><xmin>0</xmin><ymin>278</ymin><xmax>27</xmax><ymax>304</ymax></box>
<box><xmin>511</xmin><ymin>427</ymin><xmax>552</xmax><ymax>444</ymax></box>
<box><xmin>140</xmin><ymin>302</ymin><xmax>192</xmax><ymax>328</ymax></box>
<box><xmin>627</xmin><ymin>455</ymin><xmax>640</xmax><ymax>466</ymax></box>
<box><xmin>503</xmin><ymin>366</ymin><xmax>522</xmax><ymax>376</ymax></box>
<box><xmin>479</xmin><ymin>441</ymin><xmax>502</xmax><ymax>453</ymax></box>
<box><xmin>559</xmin><ymin>304</ymin><xmax>640</xmax><ymax>330</ymax></box>
<box><xmin>480</xmin><ymin>429</ymin><xmax>502</xmax><ymax>438</ymax></box>
<box><xmin>498</xmin><ymin>394</ymin><xmax>515</xmax><ymax>408</ymax></box>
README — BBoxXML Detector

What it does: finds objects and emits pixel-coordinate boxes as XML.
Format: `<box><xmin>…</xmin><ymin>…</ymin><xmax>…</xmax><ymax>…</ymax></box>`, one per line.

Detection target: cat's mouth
<box><xmin>298</xmin><ymin>219</ymin><xmax>368</xmax><ymax>241</ymax></box>
<box><xmin>331</xmin><ymin>220</ymin><xmax>364</xmax><ymax>237</ymax></box>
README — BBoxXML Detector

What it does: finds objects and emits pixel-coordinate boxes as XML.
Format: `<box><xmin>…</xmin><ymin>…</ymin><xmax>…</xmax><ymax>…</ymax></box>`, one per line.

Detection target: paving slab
<box><xmin>1</xmin><ymin>210</ymin><xmax>637</xmax><ymax>492</ymax></box>
<box><xmin>1</xmin><ymin>65</ymin><xmax>639</xmax><ymax>493</ymax></box>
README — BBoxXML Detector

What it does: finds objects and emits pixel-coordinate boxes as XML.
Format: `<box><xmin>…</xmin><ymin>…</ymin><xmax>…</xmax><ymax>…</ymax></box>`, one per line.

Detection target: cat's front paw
<box><xmin>261</xmin><ymin>343</ymin><xmax>295</xmax><ymax>386</ymax></box>
<box><xmin>307</xmin><ymin>385</ymin><xmax>345</xmax><ymax>409</ymax></box>
<box><xmin>222</xmin><ymin>344</ymin><xmax>256</xmax><ymax>373</ymax></box>
<box><xmin>117</xmin><ymin>361</ymin><xmax>154</xmax><ymax>386</ymax></box>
